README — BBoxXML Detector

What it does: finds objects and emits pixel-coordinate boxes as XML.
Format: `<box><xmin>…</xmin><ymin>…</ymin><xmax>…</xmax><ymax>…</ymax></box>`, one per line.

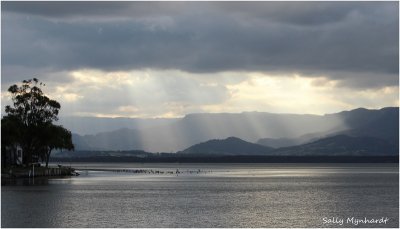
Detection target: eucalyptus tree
<box><xmin>3</xmin><ymin>78</ymin><xmax>74</xmax><ymax>166</ymax></box>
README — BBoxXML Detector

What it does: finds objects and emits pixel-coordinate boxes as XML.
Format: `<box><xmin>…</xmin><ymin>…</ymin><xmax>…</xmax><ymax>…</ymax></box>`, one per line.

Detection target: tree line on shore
<box><xmin>2</xmin><ymin>78</ymin><xmax>74</xmax><ymax>168</ymax></box>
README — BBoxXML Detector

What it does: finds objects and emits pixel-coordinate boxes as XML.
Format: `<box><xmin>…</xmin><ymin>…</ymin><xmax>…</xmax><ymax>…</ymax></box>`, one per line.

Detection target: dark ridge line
<box><xmin>51</xmin><ymin>156</ymin><xmax>399</xmax><ymax>163</ymax></box>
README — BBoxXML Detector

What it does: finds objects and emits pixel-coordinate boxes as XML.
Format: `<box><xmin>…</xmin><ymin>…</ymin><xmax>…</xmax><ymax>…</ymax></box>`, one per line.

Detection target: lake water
<box><xmin>1</xmin><ymin>163</ymin><xmax>398</xmax><ymax>228</ymax></box>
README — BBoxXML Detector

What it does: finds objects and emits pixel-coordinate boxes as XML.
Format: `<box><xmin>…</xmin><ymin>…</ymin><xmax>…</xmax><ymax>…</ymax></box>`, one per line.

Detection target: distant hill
<box><xmin>257</xmin><ymin>107</ymin><xmax>399</xmax><ymax>148</ymax></box>
<box><xmin>69</xmin><ymin>107</ymin><xmax>398</xmax><ymax>152</ymax></box>
<box><xmin>178</xmin><ymin>137</ymin><xmax>274</xmax><ymax>156</ymax></box>
<box><xmin>58</xmin><ymin>116</ymin><xmax>178</xmax><ymax>135</ymax></box>
<box><xmin>58</xmin><ymin>134</ymin><xmax>398</xmax><ymax>160</ymax></box>
<box><xmin>177</xmin><ymin>134</ymin><xmax>398</xmax><ymax>157</ymax></box>
<box><xmin>53</xmin><ymin>150</ymin><xmax>152</xmax><ymax>158</ymax></box>
<box><xmin>257</xmin><ymin>137</ymin><xmax>301</xmax><ymax>148</ymax></box>
<box><xmin>257</xmin><ymin>132</ymin><xmax>322</xmax><ymax>148</ymax></box>
<box><xmin>271</xmin><ymin>135</ymin><xmax>398</xmax><ymax>156</ymax></box>
<box><xmin>70</xmin><ymin>111</ymin><xmax>346</xmax><ymax>152</ymax></box>
<box><xmin>336</xmin><ymin>107</ymin><xmax>399</xmax><ymax>144</ymax></box>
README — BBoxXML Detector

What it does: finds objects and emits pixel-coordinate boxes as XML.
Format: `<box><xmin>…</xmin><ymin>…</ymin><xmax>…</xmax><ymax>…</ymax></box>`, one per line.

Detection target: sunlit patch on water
<box><xmin>69</xmin><ymin>163</ymin><xmax>399</xmax><ymax>180</ymax></box>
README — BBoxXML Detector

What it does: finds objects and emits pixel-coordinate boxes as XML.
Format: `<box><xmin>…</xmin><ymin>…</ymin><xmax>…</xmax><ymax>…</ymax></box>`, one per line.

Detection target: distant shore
<box><xmin>51</xmin><ymin>155</ymin><xmax>399</xmax><ymax>163</ymax></box>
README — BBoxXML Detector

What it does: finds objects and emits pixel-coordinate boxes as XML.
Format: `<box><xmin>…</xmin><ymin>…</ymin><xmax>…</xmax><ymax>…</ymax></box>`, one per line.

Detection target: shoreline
<box><xmin>1</xmin><ymin>165</ymin><xmax>78</xmax><ymax>179</ymax></box>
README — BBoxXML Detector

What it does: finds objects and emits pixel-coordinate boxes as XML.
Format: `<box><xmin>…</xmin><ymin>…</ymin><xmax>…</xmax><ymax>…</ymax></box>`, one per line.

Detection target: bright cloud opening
<box><xmin>10</xmin><ymin>69</ymin><xmax>393</xmax><ymax>118</ymax></box>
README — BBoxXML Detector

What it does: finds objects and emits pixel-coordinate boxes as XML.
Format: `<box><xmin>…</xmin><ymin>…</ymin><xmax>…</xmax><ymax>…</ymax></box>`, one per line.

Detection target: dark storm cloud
<box><xmin>2</xmin><ymin>1</ymin><xmax>185</xmax><ymax>19</ymax></box>
<box><xmin>1</xmin><ymin>1</ymin><xmax>398</xmax><ymax>87</ymax></box>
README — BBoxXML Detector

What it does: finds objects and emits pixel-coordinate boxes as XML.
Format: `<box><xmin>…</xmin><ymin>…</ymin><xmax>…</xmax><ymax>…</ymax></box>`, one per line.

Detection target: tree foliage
<box><xmin>38</xmin><ymin>124</ymin><xmax>75</xmax><ymax>167</ymax></box>
<box><xmin>1</xmin><ymin>115</ymin><xmax>23</xmax><ymax>147</ymax></box>
<box><xmin>5</xmin><ymin>78</ymin><xmax>60</xmax><ymax>126</ymax></box>
<box><xmin>1</xmin><ymin>116</ymin><xmax>24</xmax><ymax>165</ymax></box>
<box><xmin>2</xmin><ymin>78</ymin><xmax>74</xmax><ymax>167</ymax></box>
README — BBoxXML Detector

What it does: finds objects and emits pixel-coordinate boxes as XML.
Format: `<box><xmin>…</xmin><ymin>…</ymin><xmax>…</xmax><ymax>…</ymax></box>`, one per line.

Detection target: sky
<box><xmin>1</xmin><ymin>1</ymin><xmax>399</xmax><ymax>118</ymax></box>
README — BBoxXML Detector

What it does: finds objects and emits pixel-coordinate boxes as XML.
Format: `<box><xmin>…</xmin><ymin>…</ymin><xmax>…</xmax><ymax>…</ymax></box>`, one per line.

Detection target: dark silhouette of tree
<box><xmin>1</xmin><ymin>116</ymin><xmax>24</xmax><ymax>166</ymax></box>
<box><xmin>3</xmin><ymin>78</ymin><xmax>74</xmax><ymax>166</ymax></box>
<box><xmin>39</xmin><ymin>124</ymin><xmax>74</xmax><ymax>167</ymax></box>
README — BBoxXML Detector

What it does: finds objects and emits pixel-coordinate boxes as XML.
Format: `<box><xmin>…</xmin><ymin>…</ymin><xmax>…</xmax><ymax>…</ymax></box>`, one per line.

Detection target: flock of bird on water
<box><xmin>79</xmin><ymin>168</ymin><xmax>213</xmax><ymax>176</ymax></box>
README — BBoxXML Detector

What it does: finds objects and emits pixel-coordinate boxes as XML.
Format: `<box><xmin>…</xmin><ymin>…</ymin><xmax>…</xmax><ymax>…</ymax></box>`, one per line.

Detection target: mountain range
<box><xmin>177</xmin><ymin>134</ymin><xmax>397</xmax><ymax>156</ymax></box>
<box><xmin>60</xmin><ymin>107</ymin><xmax>398</xmax><ymax>155</ymax></box>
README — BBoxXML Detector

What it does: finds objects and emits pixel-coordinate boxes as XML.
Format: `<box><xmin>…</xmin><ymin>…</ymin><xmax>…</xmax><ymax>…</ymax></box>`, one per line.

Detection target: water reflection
<box><xmin>2</xmin><ymin>177</ymin><xmax>46</xmax><ymax>186</ymax></box>
<box><xmin>2</xmin><ymin>163</ymin><xmax>398</xmax><ymax>228</ymax></box>
<box><xmin>2</xmin><ymin>177</ymin><xmax>74</xmax><ymax>186</ymax></box>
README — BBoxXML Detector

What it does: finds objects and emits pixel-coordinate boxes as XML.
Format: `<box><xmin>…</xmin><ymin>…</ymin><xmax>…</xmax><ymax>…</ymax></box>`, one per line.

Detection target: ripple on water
<box><xmin>1</xmin><ymin>163</ymin><xmax>398</xmax><ymax>227</ymax></box>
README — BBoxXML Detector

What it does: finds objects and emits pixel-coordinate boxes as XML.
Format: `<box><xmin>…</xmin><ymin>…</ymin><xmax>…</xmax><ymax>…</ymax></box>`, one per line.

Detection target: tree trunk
<box><xmin>22</xmin><ymin>146</ymin><xmax>31</xmax><ymax>166</ymax></box>
<box><xmin>45</xmin><ymin>149</ymin><xmax>52</xmax><ymax>168</ymax></box>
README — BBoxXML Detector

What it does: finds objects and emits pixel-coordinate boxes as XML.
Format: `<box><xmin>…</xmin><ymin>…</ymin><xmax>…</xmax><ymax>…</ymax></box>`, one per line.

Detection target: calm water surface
<box><xmin>2</xmin><ymin>163</ymin><xmax>398</xmax><ymax>228</ymax></box>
